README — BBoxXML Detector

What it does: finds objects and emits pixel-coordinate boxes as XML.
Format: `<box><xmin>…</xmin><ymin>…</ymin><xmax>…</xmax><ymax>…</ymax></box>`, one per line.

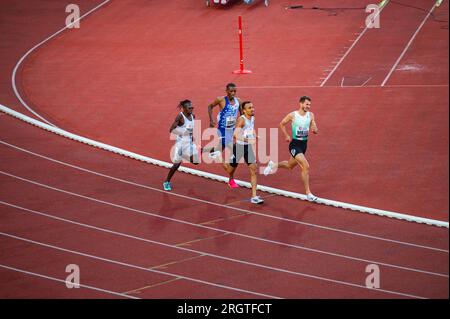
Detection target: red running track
<box><xmin>11</xmin><ymin>0</ymin><xmax>449</xmax><ymax>220</ymax></box>
<box><xmin>0</xmin><ymin>0</ymin><xmax>448</xmax><ymax>298</ymax></box>
<box><xmin>0</xmin><ymin>114</ymin><xmax>448</xmax><ymax>298</ymax></box>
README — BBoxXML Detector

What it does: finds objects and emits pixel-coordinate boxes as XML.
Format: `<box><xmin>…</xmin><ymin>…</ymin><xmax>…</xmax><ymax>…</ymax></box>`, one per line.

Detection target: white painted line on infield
<box><xmin>11</xmin><ymin>0</ymin><xmax>111</xmax><ymax>126</ymax></box>
<box><xmin>381</xmin><ymin>2</ymin><xmax>436</xmax><ymax>86</ymax></box>
<box><xmin>320</xmin><ymin>3</ymin><xmax>388</xmax><ymax>87</ymax></box>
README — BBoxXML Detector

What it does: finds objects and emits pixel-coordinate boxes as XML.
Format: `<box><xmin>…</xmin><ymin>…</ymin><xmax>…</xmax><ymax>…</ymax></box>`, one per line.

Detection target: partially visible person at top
<box><xmin>163</xmin><ymin>100</ymin><xmax>199</xmax><ymax>191</ymax></box>
<box><xmin>263</xmin><ymin>96</ymin><xmax>319</xmax><ymax>202</ymax></box>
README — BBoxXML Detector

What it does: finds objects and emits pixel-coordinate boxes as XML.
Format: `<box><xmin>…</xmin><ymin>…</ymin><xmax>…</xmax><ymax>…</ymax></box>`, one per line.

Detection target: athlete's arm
<box><xmin>169</xmin><ymin>114</ymin><xmax>184</xmax><ymax>134</ymax></box>
<box><xmin>192</xmin><ymin>114</ymin><xmax>196</xmax><ymax>143</ymax></box>
<box><xmin>207</xmin><ymin>97</ymin><xmax>224</xmax><ymax>127</ymax></box>
<box><xmin>237</xmin><ymin>97</ymin><xmax>243</xmax><ymax>115</ymax></box>
<box><xmin>233</xmin><ymin>116</ymin><xmax>245</xmax><ymax>143</ymax></box>
<box><xmin>279</xmin><ymin>113</ymin><xmax>293</xmax><ymax>142</ymax></box>
<box><xmin>249</xmin><ymin>127</ymin><xmax>258</xmax><ymax>145</ymax></box>
<box><xmin>310</xmin><ymin>112</ymin><xmax>319</xmax><ymax>134</ymax></box>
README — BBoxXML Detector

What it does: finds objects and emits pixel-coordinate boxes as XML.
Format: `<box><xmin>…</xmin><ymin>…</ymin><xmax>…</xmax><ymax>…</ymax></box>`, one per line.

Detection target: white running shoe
<box><xmin>208</xmin><ymin>151</ymin><xmax>221</xmax><ymax>159</ymax></box>
<box><xmin>307</xmin><ymin>193</ymin><xmax>318</xmax><ymax>202</ymax></box>
<box><xmin>251</xmin><ymin>196</ymin><xmax>264</xmax><ymax>204</ymax></box>
<box><xmin>263</xmin><ymin>160</ymin><xmax>274</xmax><ymax>176</ymax></box>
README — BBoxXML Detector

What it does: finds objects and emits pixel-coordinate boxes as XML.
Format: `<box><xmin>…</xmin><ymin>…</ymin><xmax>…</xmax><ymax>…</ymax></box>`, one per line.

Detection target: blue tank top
<box><xmin>217</xmin><ymin>97</ymin><xmax>240</xmax><ymax>129</ymax></box>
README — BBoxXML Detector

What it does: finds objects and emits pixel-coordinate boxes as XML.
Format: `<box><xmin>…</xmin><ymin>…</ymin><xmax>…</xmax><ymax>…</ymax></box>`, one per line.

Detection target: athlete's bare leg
<box><xmin>274</xmin><ymin>157</ymin><xmax>297</xmax><ymax>170</ymax></box>
<box><xmin>263</xmin><ymin>157</ymin><xmax>296</xmax><ymax>176</ymax></box>
<box><xmin>248</xmin><ymin>163</ymin><xmax>258</xmax><ymax>197</ymax></box>
<box><xmin>165</xmin><ymin>162</ymin><xmax>181</xmax><ymax>182</ymax></box>
<box><xmin>222</xmin><ymin>143</ymin><xmax>235</xmax><ymax>174</ymax></box>
<box><xmin>223</xmin><ymin>163</ymin><xmax>237</xmax><ymax>179</ymax></box>
<box><xmin>165</xmin><ymin>152</ymin><xmax>198</xmax><ymax>182</ymax></box>
<box><xmin>294</xmin><ymin>153</ymin><xmax>312</xmax><ymax>195</ymax></box>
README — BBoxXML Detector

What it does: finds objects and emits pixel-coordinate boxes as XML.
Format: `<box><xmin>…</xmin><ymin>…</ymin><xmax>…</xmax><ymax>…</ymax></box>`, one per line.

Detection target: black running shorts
<box><xmin>289</xmin><ymin>139</ymin><xmax>308</xmax><ymax>158</ymax></box>
<box><xmin>229</xmin><ymin>143</ymin><xmax>256</xmax><ymax>167</ymax></box>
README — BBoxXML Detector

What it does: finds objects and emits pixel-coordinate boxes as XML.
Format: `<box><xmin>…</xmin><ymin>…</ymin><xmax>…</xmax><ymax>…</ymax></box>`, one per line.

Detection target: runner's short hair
<box><xmin>241</xmin><ymin>101</ymin><xmax>252</xmax><ymax>110</ymax></box>
<box><xmin>299</xmin><ymin>96</ymin><xmax>311</xmax><ymax>103</ymax></box>
<box><xmin>226</xmin><ymin>83</ymin><xmax>237</xmax><ymax>90</ymax></box>
<box><xmin>177</xmin><ymin>99</ymin><xmax>192</xmax><ymax>109</ymax></box>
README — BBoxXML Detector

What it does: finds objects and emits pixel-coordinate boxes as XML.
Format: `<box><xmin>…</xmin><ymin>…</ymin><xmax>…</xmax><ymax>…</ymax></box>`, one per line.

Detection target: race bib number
<box><xmin>296</xmin><ymin>128</ymin><xmax>308</xmax><ymax>139</ymax></box>
<box><xmin>243</xmin><ymin>128</ymin><xmax>254</xmax><ymax>139</ymax></box>
<box><xmin>186</xmin><ymin>123</ymin><xmax>194</xmax><ymax>134</ymax></box>
<box><xmin>225</xmin><ymin>116</ymin><xmax>236</xmax><ymax>128</ymax></box>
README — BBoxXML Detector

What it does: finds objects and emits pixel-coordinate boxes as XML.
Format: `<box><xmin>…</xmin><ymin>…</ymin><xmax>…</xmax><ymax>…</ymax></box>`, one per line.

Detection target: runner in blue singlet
<box><xmin>207</xmin><ymin>83</ymin><xmax>241</xmax><ymax>150</ymax></box>
<box><xmin>203</xmin><ymin>83</ymin><xmax>242</xmax><ymax>188</ymax></box>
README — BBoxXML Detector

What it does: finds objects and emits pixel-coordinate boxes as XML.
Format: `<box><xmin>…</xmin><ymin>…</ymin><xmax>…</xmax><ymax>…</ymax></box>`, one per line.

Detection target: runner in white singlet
<box><xmin>263</xmin><ymin>96</ymin><xmax>319</xmax><ymax>202</ymax></box>
<box><xmin>223</xmin><ymin>101</ymin><xmax>264</xmax><ymax>204</ymax></box>
<box><xmin>163</xmin><ymin>100</ymin><xmax>199</xmax><ymax>191</ymax></box>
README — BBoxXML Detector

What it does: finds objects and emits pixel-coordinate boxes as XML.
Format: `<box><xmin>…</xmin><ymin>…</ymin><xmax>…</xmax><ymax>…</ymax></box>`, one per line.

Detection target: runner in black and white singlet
<box><xmin>223</xmin><ymin>101</ymin><xmax>264</xmax><ymax>204</ymax></box>
<box><xmin>163</xmin><ymin>100</ymin><xmax>199</xmax><ymax>191</ymax></box>
<box><xmin>263</xmin><ymin>96</ymin><xmax>319</xmax><ymax>201</ymax></box>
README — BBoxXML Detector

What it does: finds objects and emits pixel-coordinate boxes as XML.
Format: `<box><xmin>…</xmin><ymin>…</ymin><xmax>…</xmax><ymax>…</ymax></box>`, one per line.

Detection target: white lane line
<box><xmin>361</xmin><ymin>77</ymin><xmax>373</xmax><ymax>87</ymax></box>
<box><xmin>0</xmin><ymin>207</ymin><xmax>428</xmax><ymax>299</ymax></box>
<box><xmin>387</xmin><ymin>84</ymin><xmax>449</xmax><ymax>87</ymax></box>
<box><xmin>1</xmin><ymin>103</ymin><xmax>448</xmax><ymax>228</ymax></box>
<box><xmin>0</xmin><ymin>140</ymin><xmax>447</xmax><ymax>253</ymax></box>
<box><xmin>381</xmin><ymin>3</ymin><xmax>437</xmax><ymax>86</ymax></box>
<box><xmin>0</xmin><ymin>263</ymin><xmax>139</xmax><ymax>299</ymax></box>
<box><xmin>0</xmin><ymin>232</ymin><xmax>279</xmax><ymax>299</ymax></box>
<box><xmin>2</xmin><ymin>197</ymin><xmax>445</xmax><ymax>278</ymax></box>
<box><xmin>238</xmin><ymin>84</ymin><xmax>449</xmax><ymax>89</ymax></box>
<box><xmin>320</xmin><ymin>3</ymin><xmax>388</xmax><ymax>87</ymax></box>
<box><xmin>11</xmin><ymin>0</ymin><xmax>111</xmax><ymax>126</ymax></box>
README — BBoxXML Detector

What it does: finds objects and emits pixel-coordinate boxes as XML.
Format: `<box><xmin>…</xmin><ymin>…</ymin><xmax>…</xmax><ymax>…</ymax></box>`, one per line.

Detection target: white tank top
<box><xmin>237</xmin><ymin>115</ymin><xmax>255</xmax><ymax>145</ymax></box>
<box><xmin>177</xmin><ymin>112</ymin><xmax>194</xmax><ymax>142</ymax></box>
<box><xmin>291</xmin><ymin>111</ymin><xmax>311</xmax><ymax>141</ymax></box>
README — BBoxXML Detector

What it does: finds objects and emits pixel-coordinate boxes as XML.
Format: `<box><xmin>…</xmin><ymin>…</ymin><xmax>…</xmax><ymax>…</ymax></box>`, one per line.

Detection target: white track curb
<box><xmin>1</xmin><ymin>104</ymin><xmax>448</xmax><ymax>228</ymax></box>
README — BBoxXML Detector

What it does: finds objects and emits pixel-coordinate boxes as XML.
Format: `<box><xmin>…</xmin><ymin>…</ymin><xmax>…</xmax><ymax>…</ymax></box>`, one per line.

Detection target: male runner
<box><xmin>204</xmin><ymin>83</ymin><xmax>242</xmax><ymax>188</ymax></box>
<box><xmin>224</xmin><ymin>101</ymin><xmax>264</xmax><ymax>204</ymax></box>
<box><xmin>263</xmin><ymin>96</ymin><xmax>319</xmax><ymax>201</ymax></box>
<box><xmin>163</xmin><ymin>100</ymin><xmax>199</xmax><ymax>191</ymax></box>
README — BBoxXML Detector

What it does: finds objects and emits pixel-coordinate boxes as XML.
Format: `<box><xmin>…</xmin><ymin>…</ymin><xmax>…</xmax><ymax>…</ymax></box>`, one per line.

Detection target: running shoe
<box><xmin>263</xmin><ymin>160</ymin><xmax>274</xmax><ymax>176</ymax></box>
<box><xmin>163</xmin><ymin>181</ymin><xmax>172</xmax><ymax>191</ymax></box>
<box><xmin>251</xmin><ymin>196</ymin><xmax>264</xmax><ymax>204</ymax></box>
<box><xmin>228</xmin><ymin>179</ymin><xmax>239</xmax><ymax>189</ymax></box>
<box><xmin>307</xmin><ymin>193</ymin><xmax>318</xmax><ymax>202</ymax></box>
<box><xmin>208</xmin><ymin>151</ymin><xmax>221</xmax><ymax>159</ymax></box>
